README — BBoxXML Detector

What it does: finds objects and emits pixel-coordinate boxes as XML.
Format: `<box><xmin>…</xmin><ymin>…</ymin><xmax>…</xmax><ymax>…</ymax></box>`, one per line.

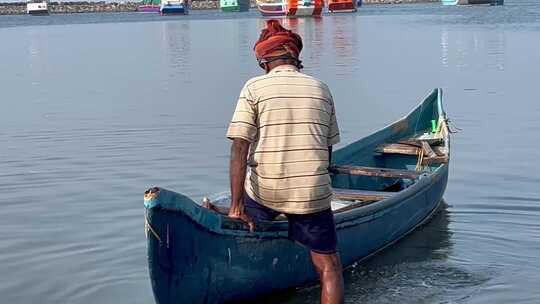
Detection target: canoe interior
<box><xmin>331</xmin><ymin>88</ymin><xmax>447</xmax><ymax>192</ymax></box>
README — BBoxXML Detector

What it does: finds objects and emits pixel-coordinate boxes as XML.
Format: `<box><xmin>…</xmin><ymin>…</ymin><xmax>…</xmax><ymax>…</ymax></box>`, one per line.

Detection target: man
<box><xmin>226</xmin><ymin>20</ymin><xmax>344</xmax><ymax>304</ymax></box>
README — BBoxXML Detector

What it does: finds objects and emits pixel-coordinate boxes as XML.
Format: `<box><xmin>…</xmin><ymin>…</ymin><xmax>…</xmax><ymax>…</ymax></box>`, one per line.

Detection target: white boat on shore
<box><xmin>26</xmin><ymin>0</ymin><xmax>49</xmax><ymax>15</ymax></box>
<box><xmin>442</xmin><ymin>0</ymin><xmax>503</xmax><ymax>5</ymax></box>
<box><xmin>256</xmin><ymin>0</ymin><xmax>323</xmax><ymax>17</ymax></box>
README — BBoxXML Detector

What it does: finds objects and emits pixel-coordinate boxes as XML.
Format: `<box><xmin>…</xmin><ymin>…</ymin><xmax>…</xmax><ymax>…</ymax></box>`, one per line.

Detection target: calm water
<box><xmin>1</xmin><ymin>1</ymin><xmax>540</xmax><ymax>303</ymax></box>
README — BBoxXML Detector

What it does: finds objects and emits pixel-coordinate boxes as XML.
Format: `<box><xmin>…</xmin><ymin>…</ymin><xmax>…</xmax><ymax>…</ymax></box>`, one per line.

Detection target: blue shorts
<box><xmin>244</xmin><ymin>195</ymin><xmax>338</xmax><ymax>254</ymax></box>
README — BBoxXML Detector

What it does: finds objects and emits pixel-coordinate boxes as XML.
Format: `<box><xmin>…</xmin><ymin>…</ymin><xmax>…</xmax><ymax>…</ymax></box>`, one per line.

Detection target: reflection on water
<box><xmin>237</xmin><ymin>19</ymin><xmax>251</xmax><ymax>58</ymax></box>
<box><xmin>440</xmin><ymin>27</ymin><xmax>506</xmax><ymax>71</ymax></box>
<box><xmin>342</xmin><ymin>203</ymin><xmax>490</xmax><ymax>303</ymax></box>
<box><xmin>331</xmin><ymin>15</ymin><xmax>357</xmax><ymax>76</ymax></box>
<box><xmin>282</xmin><ymin>17</ymin><xmax>326</xmax><ymax>71</ymax></box>
<box><xmin>27</xmin><ymin>29</ymin><xmax>47</xmax><ymax>89</ymax></box>
<box><xmin>363</xmin><ymin>202</ymin><xmax>453</xmax><ymax>265</ymax></box>
<box><xmin>486</xmin><ymin>32</ymin><xmax>506</xmax><ymax>71</ymax></box>
<box><xmin>161</xmin><ymin>21</ymin><xmax>191</xmax><ymax>82</ymax></box>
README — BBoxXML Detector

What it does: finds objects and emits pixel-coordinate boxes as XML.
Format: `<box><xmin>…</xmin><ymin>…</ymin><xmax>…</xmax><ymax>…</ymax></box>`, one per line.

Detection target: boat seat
<box><xmin>329</xmin><ymin>165</ymin><xmax>423</xmax><ymax>179</ymax></box>
<box><xmin>374</xmin><ymin>142</ymin><xmax>448</xmax><ymax>165</ymax></box>
<box><xmin>333</xmin><ymin>188</ymin><xmax>395</xmax><ymax>201</ymax></box>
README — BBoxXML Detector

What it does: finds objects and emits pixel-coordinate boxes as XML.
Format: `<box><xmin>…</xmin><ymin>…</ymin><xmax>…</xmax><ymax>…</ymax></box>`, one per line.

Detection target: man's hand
<box><xmin>228</xmin><ymin>200</ymin><xmax>255</xmax><ymax>232</ymax></box>
<box><xmin>229</xmin><ymin>138</ymin><xmax>255</xmax><ymax>231</ymax></box>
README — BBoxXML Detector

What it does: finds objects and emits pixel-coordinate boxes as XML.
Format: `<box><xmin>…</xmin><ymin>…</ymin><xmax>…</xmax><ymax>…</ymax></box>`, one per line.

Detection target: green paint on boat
<box><xmin>220</xmin><ymin>0</ymin><xmax>250</xmax><ymax>12</ymax></box>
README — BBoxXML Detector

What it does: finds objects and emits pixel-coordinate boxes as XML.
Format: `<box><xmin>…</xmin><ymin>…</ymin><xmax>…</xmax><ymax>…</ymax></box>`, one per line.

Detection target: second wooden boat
<box><xmin>257</xmin><ymin>0</ymin><xmax>323</xmax><ymax>17</ymax></box>
<box><xmin>144</xmin><ymin>89</ymin><xmax>450</xmax><ymax>304</ymax></box>
<box><xmin>328</xmin><ymin>0</ymin><xmax>357</xmax><ymax>13</ymax></box>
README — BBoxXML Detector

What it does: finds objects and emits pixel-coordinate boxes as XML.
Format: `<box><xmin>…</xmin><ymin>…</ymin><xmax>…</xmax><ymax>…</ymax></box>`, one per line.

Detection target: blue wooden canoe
<box><xmin>144</xmin><ymin>88</ymin><xmax>450</xmax><ymax>304</ymax></box>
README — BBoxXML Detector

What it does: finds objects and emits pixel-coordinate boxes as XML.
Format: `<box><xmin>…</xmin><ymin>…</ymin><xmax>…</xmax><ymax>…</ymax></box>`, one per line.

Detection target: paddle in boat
<box><xmin>144</xmin><ymin>88</ymin><xmax>451</xmax><ymax>304</ymax></box>
<box><xmin>328</xmin><ymin>0</ymin><xmax>357</xmax><ymax>13</ymax></box>
<box><xmin>256</xmin><ymin>0</ymin><xmax>323</xmax><ymax>17</ymax></box>
<box><xmin>442</xmin><ymin>0</ymin><xmax>503</xmax><ymax>5</ymax></box>
<box><xmin>138</xmin><ymin>0</ymin><xmax>161</xmax><ymax>13</ymax></box>
<box><xmin>220</xmin><ymin>0</ymin><xmax>250</xmax><ymax>12</ymax></box>
<box><xmin>160</xmin><ymin>0</ymin><xmax>188</xmax><ymax>15</ymax></box>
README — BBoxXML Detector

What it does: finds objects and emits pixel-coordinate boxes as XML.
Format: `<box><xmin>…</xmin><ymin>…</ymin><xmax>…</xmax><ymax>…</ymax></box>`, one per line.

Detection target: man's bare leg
<box><xmin>311</xmin><ymin>251</ymin><xmax>344</xmax><ymax>304</ymax></box>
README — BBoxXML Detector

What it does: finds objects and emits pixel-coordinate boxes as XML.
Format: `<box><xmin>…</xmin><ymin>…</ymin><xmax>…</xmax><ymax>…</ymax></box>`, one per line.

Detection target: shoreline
<box><xmin>0</xmin><ymin>0</ymin><xmax>438</xmax><ymax>15</ymax></box>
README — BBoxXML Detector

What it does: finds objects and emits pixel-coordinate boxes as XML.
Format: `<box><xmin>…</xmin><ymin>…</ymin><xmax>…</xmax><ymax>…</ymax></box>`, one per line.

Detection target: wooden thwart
<box><xmin>399</xmin><ymin>137</ymin><xmax>443</xmax><ymax>146</ymax></box>
<box><xmin>375</xmin><ymin>142</ymin><xmax>448</xmax><ymax>165</ymax></box>
<box><xmin>333</xmin><ymin>188</ymin><xmax>395</xmax><ymax>202</ymax></box>
<box><xmin>376</xmin><ymin>143</ymin><xmax>420</xmax><ymax>156</ymax></box>
<box><xmin>329</xmin><ymin>165</ymin><xmax>423</xmax><ymax>179</ymax></box>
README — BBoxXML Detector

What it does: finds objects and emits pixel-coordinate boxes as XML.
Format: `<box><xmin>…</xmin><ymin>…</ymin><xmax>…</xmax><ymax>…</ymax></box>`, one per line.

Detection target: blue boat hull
<box><xmin>144</xmin><ymin>89</ymin><xmax>450</xmax><ymax>303</ymax></box>
<box><xmin>160</xmin><ymin>4</ymin><xmax>187</xmax><ymax>14</ymax></box>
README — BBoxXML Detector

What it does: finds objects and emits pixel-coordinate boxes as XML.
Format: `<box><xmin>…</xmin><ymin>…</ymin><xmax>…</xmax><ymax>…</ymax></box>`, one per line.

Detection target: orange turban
<box><xmin>254</xmin><ymin>20</ymin><xmax>303</xmax><ymax>62</ymax></box>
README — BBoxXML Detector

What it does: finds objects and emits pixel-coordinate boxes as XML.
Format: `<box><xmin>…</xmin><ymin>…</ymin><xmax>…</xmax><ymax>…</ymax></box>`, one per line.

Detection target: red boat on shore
<box><xmin>328</xmin><ymin>0</ymin><xmax>357</xmax><ymax>13</ymax></box>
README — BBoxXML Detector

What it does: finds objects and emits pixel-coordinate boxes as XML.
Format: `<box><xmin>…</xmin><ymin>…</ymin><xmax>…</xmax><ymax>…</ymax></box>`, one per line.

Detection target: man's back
<box><xmin>227</xmin><ymin>64</ymin><xmax>340</xmax><ymax>214</ymax></box>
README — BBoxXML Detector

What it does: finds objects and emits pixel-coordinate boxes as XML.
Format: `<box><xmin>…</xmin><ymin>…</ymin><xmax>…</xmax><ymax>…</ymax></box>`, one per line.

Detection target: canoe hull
<box><xmin>145</xmin><ymin>89</ymin><xmax>450</xmax><ymax>303</ymax></box>
<box><xmin>146</xmin><ymin>171</ymin><xmax>446</xmax><ymax>304</ymax></box>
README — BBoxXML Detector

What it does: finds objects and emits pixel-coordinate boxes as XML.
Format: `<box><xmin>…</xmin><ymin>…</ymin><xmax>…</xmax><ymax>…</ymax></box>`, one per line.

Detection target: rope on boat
<box><xmin>446</xmin><ymin>118</ymin><xmax>462</xmax><ymax>134</ymax></box>
<box><xmin>145</xmin><ymin>211</ymin><xmax>163</xmax><ymax>244</ymax></box>
<box><xmin>415</xmin><ymin>147</ymin><xmax>425</xmax><ymax>171</ymax></box>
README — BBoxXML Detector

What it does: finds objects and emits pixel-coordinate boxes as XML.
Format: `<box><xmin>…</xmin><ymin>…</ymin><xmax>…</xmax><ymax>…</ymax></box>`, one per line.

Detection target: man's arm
<box><xmin>229</xmin><ymin>138</ymin><xmax>254</xmax><ymax>230</ymax></box>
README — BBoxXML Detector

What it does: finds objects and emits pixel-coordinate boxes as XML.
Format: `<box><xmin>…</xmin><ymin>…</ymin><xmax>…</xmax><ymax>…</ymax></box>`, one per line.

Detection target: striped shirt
<box><xmin>226</xmin><ymin>65</ymin><xmax>340</xmax><ymax>214</ymax></box>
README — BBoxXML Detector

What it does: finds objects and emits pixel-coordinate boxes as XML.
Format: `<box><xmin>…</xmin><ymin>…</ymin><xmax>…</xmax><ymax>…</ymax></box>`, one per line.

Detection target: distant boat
<box><xmin>138</xmin><ymin>0</ymin><xmax>161</xmax><ymax>12</ymax></box>
<box><xmin>328</xmin><ymin>0</ymin><xmax>357</xmax><ymax>13</ymax></box>
<box><xmin>220</xmin><ymin>0</ymin><xmax>250</xmax><ymax>12</ymax></box>
<box><xmin>26</xmin><ymin>0</ymin><xmax>48</xmax><ymax>15</ymax></box>
<box><xmin>256</xmin><ymin>0</ymin><xmax>323</xmax><ymax>17</ymax></box>
<box><xmin>144</xmin><ymin>89</ymin><xmax>451</xmax><ymax>304</ymax></box>
<box><xmin>160</xmin><ymin>0</ymin><xmax>188</xmax><ymax>15</ymax></box>
<box><xmin>442</xmin><ymin>0</ymin><xmax>503</xmax><ymax>5</ymax></box>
